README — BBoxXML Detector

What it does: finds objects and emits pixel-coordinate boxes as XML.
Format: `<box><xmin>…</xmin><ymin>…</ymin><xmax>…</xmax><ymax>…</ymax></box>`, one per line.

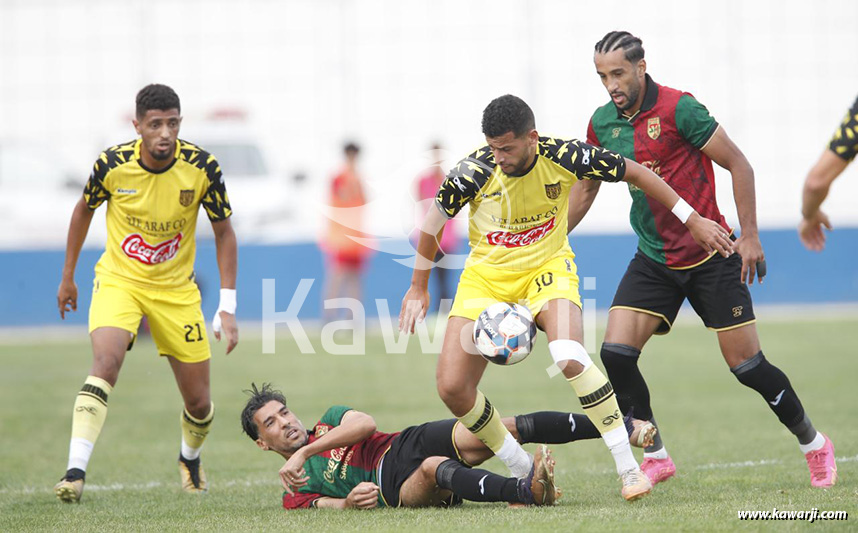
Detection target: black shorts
<box><xmin>378</xmin><ymin>419</ymin><xmax>464</xmax><ymax>507</ymax></box>
<box><xmin>611</xmin><ymin>250</ymin><xmax>755</xmax><ymax>334</ymax></box>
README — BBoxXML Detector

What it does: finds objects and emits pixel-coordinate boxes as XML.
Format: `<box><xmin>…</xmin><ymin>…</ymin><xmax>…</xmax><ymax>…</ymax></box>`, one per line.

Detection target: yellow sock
<box><xmin>181</xmin><ymin>403</ymin><xmax>214</xmax><ymax>457</ymax></box>
<box><xmin>71</xmin><ymin>375</ymin><xmax>112</xmax><ymax>443</ymax></box>
<box><xmin>457</xmin><ymin>391</ymin><xmax>509</xmax><ymax>454</ymax></box>
<box><xmin>67</xmin><ymin>375</ymin><xmax>113</xmax><ymax>472</ymax></box>
<box><xmin>567</xmin><ymin>364</ymin><xmax>624</xmax><ymax>435</ymax></box>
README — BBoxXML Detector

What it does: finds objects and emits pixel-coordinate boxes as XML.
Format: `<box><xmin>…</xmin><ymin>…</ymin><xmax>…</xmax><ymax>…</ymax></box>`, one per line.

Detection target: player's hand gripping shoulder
<box><xmin>399</xmin><ymin>284</ymin><xmax>430</xmax><ymax>334</ymax></box>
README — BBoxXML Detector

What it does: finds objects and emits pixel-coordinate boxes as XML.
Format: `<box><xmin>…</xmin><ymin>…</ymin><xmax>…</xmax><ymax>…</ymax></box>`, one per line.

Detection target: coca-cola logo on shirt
<box><xmin>121</xmin><ymin>233</ymin><xmax>183</xmax><ymax>265</ymax></box>
<box><xmin>486</xmin><ymin>217</ymin><xmax>556</xmax><ymax>248</ymax></box>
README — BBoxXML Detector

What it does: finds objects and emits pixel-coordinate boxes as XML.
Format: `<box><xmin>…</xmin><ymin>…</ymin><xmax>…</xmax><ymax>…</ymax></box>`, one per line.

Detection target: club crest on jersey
<box><xmin>179</xmin><ymin>189</ymin><xmax>195</xmax><ymax>207</ymax></box>
<box><xmin>544</xmin><ymin>182</ymin><xmax>561</xmax><ymax>200</ymax></box>
<box><xmin>647</xmin><ymin>117</ymin><xmax>661</xmax><ymax>140</ymax></box>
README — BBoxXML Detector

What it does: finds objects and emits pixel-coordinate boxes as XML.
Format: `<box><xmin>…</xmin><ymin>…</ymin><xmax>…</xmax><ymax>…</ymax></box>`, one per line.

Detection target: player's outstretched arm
<box><xmin>58</xmin><ymin>197</ymin><xmax>95</xmax><ymax>319</ymax></box>
<box><xmin>279</xmin><ymin>410</ymin><xmax>377</xmax><ymax>493</ymax></box>
<box><xmin>211</xmin><ymin>218</ymin><xmax>238</xmax><ymax>353</ymax></box>
<box><xmin>399</xmin><ymin>206</ymin><xmax>446</xmax><ymax>334</ymax></box>
<box><xmin>702</xmin><ymin>127</ymin><xmax>765</xmax><ymax>283</ymax></box>
<box><xmin>623</xmin><ymin>158</ymin><xmax>734</xmax><ymax>257</ymax></box>
<box><xmin>567</xmin><ymin>179</ymin><xmax>602</xmax><ymax>233</ymax></box>
<box><xmin>310</xmin><ymin>483</ymin><xmax>380</xmax><ymax>510</ymax></box>
<box><xmin>799</xmin><ymin>149</ymin><xmax>848</xmax><ymax>251</ymax></box>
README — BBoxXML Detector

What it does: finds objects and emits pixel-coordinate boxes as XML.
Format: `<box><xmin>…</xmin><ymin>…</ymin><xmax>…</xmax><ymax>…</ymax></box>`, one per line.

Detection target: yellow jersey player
<box><xmin>799</xmin><ymin>94</ymin><xmax>858</xmax><ymax>251</ymax></box>
<box><xmin>54</xmin><ymin>84</ymin><xmax>239</xmax><ymax>503</ymax></box>
<box><xmin>399</xmin><ymin>95</ymin><xmax>732</xmax><ymax>501</ymax></box>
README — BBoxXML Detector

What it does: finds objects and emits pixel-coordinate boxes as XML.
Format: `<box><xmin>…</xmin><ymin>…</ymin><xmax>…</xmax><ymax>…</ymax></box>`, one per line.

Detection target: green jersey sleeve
<box><xmin>675</xmin><ymin>94</ymin><xmax>719</xmax><ymax>149</ymax></box>
<box><xmin>319</xmin><ymin>405</ymin><xmax>353</xmax><ymax>427</ymax></box>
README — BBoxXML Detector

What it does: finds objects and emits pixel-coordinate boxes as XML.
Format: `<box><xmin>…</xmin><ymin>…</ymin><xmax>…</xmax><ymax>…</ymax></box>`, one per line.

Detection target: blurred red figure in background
<box><xmin>414</xmin><ymin>143</ymin><xmax>460</xmax><ymax>311</ymax></box>
<box><xmin>322</xmin><ymin>142</ymin><xmax>371</xmax><ymax>322</ymax></box>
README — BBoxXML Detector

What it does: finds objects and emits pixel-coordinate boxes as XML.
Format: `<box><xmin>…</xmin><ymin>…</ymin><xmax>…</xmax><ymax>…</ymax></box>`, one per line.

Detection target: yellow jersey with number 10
<box><xmin>435</xmin><ymin>137</ymin><xmax>626</xmax><ymax>272</ymax></box>
<box><xmin>83</xmin><ymin>138</ymin><xmax>232</xmax><ymax>290</ymax></box>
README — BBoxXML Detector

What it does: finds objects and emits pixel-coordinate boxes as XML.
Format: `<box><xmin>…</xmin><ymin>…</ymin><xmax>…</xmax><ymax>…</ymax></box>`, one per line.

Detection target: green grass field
<box><xmin>1</xmin><ymin>317</ymin><xmax>856</xmax><ymax>532</ymax></box>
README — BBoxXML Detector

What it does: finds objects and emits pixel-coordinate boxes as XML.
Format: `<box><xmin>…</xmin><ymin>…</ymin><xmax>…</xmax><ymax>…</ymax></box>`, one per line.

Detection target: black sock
<box><xmin>435</xmin><ymin>459</ymin><xmax>519</xmax><ymax>503</ymax></box>
<box><xmin>601</xmin><ymin>343</ymin><xmax>664</xmax><ymax>453</ymax></box>
<box><xmin>730</xmin><ymin>351</ymin><xmax>815</xmax><ymax>444</ymax></box>
<box><xmin>515</xmin><ymin>412</ymin><xmax>600</xmax><ymax>443</ymax></box>
<box><xmin>64</xmin><ymin>468</ymin><xmax>85</xmax><ymax>482</ymax></box>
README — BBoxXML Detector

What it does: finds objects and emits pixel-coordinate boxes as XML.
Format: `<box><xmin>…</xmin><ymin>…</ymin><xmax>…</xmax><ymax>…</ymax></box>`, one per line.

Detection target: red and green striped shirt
<box><xmin>281</xmin><ymin>406</ymin><xmax>398</xmax><ymax>509</ymax></box>
<box><xmin>587</xmin><ymin>75</ymin><xmax>731</xmax><ymax>268</ymax></box>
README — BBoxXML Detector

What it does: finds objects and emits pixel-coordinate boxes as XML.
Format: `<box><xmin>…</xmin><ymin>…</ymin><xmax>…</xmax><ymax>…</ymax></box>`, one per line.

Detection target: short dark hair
<box><xmin>240</xmin><ymin>382</ymin><xmax>288</xmax><ymax>441</ymax></box>
<box><xmin>595</xmin><ymin>31</ymin><xmax>645</xmax><ymax>64</ymax></box>
<box><xmin>481</xmin><ymin>95</ymin><xmax>535</xmax><ymax>138</ymax></box>
<box><xmin>136</xmin><ymin>84</ymin><xmax>181</xmax><ymax>118</ymax></box>
<box><xmin>344</xmin><ymin>142</ymin><xmax>360</xmax><ymax>155</ymax></box>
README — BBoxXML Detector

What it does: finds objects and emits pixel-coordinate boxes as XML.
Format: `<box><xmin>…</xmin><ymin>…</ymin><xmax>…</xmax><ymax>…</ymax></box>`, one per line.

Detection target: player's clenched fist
<box><xmin>345</xmin><ymin>482</ymin><xmax>380</xmax><ymax>509</ymax></box>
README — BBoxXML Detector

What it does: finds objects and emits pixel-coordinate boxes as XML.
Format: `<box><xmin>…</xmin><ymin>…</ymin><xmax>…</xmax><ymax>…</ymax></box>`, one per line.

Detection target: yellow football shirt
<box><xmin>436</xmin><ymin>137</ymin><xmax>625</xmax><ymax>271</ymax></box>
<box><xmin>83</xmin><ymin>138</ymin><xmax>232</xmax><ymax>289</ymax></box>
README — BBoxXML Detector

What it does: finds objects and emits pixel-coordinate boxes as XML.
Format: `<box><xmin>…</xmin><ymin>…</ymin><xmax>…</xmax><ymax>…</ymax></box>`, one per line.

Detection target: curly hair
<box><xmin>135</xmin><ymin>83</ymin><xmax>181</xmax><ymax>118</ymax></box>
<box><xmin>481</xmin><ymin>94</ymin><xmax>535</xmax><ymax>139</ymax></box>
<box><xmin>240</xmin><ymin>382</ymin><xmax>288</xmax><ymax>441</ymax></box>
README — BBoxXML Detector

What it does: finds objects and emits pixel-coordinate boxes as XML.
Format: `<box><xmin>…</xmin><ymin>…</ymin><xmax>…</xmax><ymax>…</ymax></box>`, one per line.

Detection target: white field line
<box><xmin>3</xmin><ymin>455</ymin><xmax>856</xmax><ymax>497</ymax></box>
<box><xmin>0</xmin><ymin>477</ymin><xmax>277</xmax><ymax>496</ymax></box>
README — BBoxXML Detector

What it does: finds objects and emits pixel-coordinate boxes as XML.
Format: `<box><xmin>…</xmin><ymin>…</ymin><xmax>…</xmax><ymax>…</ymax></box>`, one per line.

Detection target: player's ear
<box><xmin>527</xmin><ymin>129</ymin><xmax>539</xmax><ymax>144</ymax></box>
<box><xmin>132</xmin><ymin>119</ymin><xmax>141</xmax><ymax>135</ymax></box>
<box><xmin>255</xmin><ymin>438</ymin><xmax>269</xmax><ymax>451</ymax></box>
<box><xmin>637</xmin><ymin>59</ymin><xmax>647</xmax><ymax>78</ymax></box>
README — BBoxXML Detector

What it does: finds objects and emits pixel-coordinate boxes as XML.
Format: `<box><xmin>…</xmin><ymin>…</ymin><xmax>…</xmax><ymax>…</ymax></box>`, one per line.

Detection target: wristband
<box><xmin>218</xmin><ymin>288</ymin><xmax>237</xmax><ymax>314</ymax></box>
<box><xmin>671</xmin><ymin>198</ymin><xmax>695</xmax><ymax>224</ymax></box>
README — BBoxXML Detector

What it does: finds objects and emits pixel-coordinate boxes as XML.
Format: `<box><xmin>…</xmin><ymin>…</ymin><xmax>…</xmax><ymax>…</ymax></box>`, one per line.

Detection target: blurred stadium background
<box><xmin>0</xmin><ymin>0</ymin><xmax>856</xmax><ymax>326</ymax></box>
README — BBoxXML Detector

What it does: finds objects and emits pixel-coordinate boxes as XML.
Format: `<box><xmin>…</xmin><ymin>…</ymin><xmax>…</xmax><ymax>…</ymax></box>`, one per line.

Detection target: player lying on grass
<box><xmin>240</xmin><ymin>383</ymin><xmax>656</xmax><ymax>509</ymax></box>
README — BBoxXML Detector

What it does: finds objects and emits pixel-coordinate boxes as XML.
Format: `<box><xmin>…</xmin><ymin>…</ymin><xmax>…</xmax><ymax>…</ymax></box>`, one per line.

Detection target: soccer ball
<box><xmin>473</xmin><ymin>302</ymin><xmax>537</xmax><ymax>365</ymax></box>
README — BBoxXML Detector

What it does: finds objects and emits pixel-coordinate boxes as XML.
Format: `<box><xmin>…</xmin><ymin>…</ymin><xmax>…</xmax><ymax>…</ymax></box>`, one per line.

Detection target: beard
<box><xmin>617</xmin><ymin>83</ymin><xmax>642</xmax><ymax>111</ymax></box>
<box><xmin>150</xmin><ymin>146</ymin><xmax>173</xmax><ymax>161</ymax></box>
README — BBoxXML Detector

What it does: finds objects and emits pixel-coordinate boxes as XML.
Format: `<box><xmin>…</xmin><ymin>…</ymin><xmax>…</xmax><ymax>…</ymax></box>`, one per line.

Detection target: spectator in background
<box><xmin>798</xmin><ymin>95</ymin><xmax>858</xmax><ymax>251</ymax></box>
<box><xmin>414</xmin><ymin>143</ymin><xmax>460</xmax><ymax>312</ymax></box>
<box><xmin>322</xmin><ymin>142</ymin><xmax>370</xmax><ymax>321</ymax></box>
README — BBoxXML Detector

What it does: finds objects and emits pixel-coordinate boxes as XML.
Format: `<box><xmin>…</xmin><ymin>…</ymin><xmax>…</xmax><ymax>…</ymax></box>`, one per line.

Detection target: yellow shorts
<box><xmin>449</xmin><ymin>253</ymin><xmax>582</xmax><ymax>321</ymax></box>
<box><xmin>89</xmin><ymin>275</ymin><xmax>211</xmax><ymax>363</ymax></box>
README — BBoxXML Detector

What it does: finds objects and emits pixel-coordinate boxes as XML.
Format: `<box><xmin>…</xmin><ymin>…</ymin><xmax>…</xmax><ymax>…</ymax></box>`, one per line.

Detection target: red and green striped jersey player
<box><xmin>799</xmin><ymin>94</ymin><xmax>858</xmax><ymax>251</ymax></box>
<box><xmin>239</xmin><ymin>383</ymin><xmax>659</xmax><ymax>509</ymax></box>
<box><xmin>569</xmin><ymin>30</ymin><xmax>836</xmax><ymax>489</ymax></box>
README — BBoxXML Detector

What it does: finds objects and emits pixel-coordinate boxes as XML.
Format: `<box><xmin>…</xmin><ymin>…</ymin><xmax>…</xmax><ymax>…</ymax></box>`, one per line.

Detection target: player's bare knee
<box><xmin>436</xmin><ymin>380</ymin><xmax>474</xmax><ymax>414</ymax></box>
<box><xmin>560</xmin><ymin>359</ymin><xmax>585</xmax><ymax>379</ymax></box>
<box><xmin>420</xmin><ymin>456</ymin><xmax>449</xmax><ymax>482</ymax></box>
<box><xmin>90</xmin><ymin>353</ymin><xmax>124</xmax><ymax>384</ymax></box>
<box><xmin>185</xmin><ymin>396</ymin><xmax>211</xmax><ymax>419</ymax></box>
<box><xmin>722</xmin><ymin>349</ymin><xmax>758</xmax><ymax>369</ymax></box>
